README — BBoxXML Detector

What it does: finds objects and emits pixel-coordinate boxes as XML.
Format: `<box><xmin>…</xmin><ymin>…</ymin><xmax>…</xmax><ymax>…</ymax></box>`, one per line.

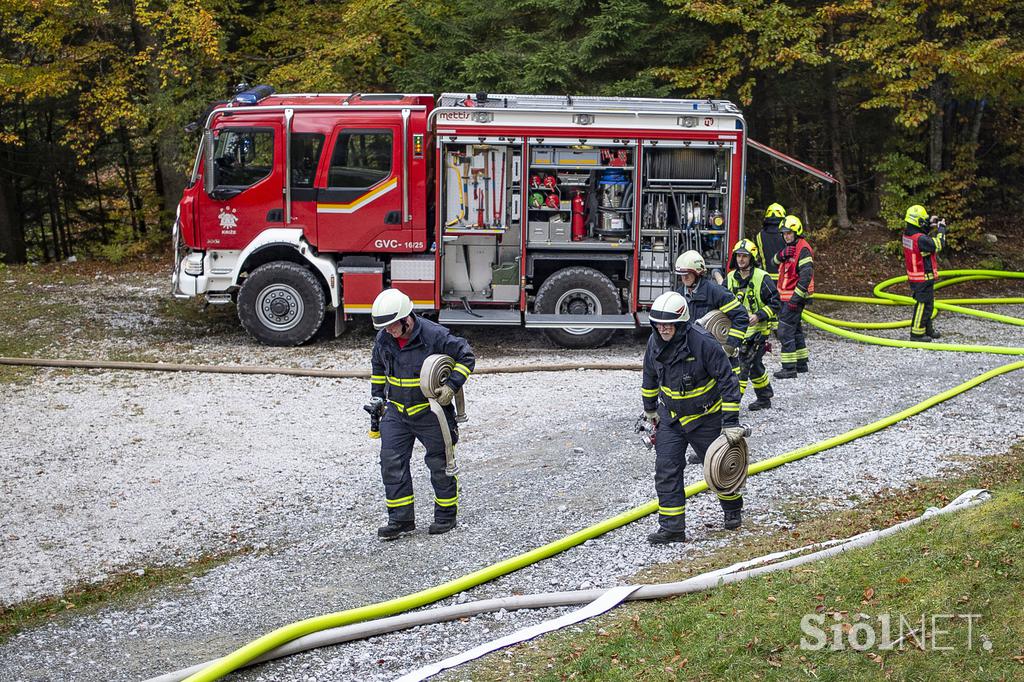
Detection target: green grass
<box><xmin>466</xmin><ymin>446</ymin><xmax>1024</xmax><ymax>681</ymax></box>
<box><xmin>0</xmin><ymin>547</ymin><xmax>250</xmax><ymax>644</ymax></box>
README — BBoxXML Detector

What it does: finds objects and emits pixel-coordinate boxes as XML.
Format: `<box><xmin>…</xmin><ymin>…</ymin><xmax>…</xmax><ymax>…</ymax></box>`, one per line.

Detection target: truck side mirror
<box><xmin>203</xmin><ymin>129</ymin><xmax>215</xmax><ymax>196</ymax></box>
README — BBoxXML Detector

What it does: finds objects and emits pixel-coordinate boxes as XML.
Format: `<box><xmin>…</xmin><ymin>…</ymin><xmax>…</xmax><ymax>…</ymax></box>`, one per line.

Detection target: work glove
<box><xmin>722</xmin><ymin>426</ymin><xmax>747</xmax><ymax>446</ymax></box>
<box><xmin>723</xmin><ymin>342</ymin><xmax>738</xmax><ymax>357</ymax></box>
<box><xmin>435</xmin><ymin>384</ymin><xmax>456</xmax><ymax>407</ymax></box>
<box><xmin>776</xmin><ymin>245</ymin><xmax>797</xmax><ymax>262</ymax></box>
<box><xmin>644</xmin><ymin>410</ymin><xmax>660</xmax><ymax>426</ymax></box>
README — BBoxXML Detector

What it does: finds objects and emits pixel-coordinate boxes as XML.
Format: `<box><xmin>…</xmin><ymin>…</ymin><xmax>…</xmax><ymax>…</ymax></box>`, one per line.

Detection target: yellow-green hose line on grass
<box><xmin>184</xmin><ymin>359</ymin><xmax>1024</xmax><ymax>682</ymax></box>
<box><xmin>186</xmin><ymin>301</ymin><xmax>1024</xmax><ymax>675</ymax></box>
<box><xmin>177</xmin><ymin>269</ymin><xmax>1023</xmax><ymax>681</ymax></box>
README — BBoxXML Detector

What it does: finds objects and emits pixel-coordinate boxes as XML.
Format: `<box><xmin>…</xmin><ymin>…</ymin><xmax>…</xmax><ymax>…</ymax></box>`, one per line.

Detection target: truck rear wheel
<box><xmin>534</xmin><ymin>266</ymin><xmax>620</xmax><ymax>349</ymax></box>
<box><xmin>237</xmin><ymin>261</ymin><xmax>325</xmax><ymax>346</ymax></box>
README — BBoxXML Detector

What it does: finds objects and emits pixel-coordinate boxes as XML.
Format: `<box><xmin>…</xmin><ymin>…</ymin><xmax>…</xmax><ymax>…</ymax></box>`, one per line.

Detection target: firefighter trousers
<box><xmin>910</xmin><ymin>280</ymin><xmax>935</xmax><ymax>337</ymax></box>
<box><xmin>779</xmin><ymin>299</ymin><xmax>808</xmax><ymax>370</ymax></box>
<box><xmin>739</xmin><ymin>342</ymin><xmax>773</xmax><ymax>401</ymax></box>
<box><xmin>379</xmin><ymin>405</ymin><xmax>459</xmax><ymax>524</ymax></box>
<box><xmin>653</xmin><ymin>413</ymin><xmax>743</xmax><ymax>534</ymax></box>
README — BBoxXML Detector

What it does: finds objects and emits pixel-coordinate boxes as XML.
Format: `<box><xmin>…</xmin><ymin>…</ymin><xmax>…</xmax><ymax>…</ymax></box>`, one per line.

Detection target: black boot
<box><xmin>687</xmin><ymin>453</ymin><xmax>703</xmax><ymax>465</ymax></box>
<box><xmin>377</xmin><ymin>520</ymin><xmax>416</xmax><ymax>540</ymax></box>
<box><xmin>796</xmin><ymin>363</ymin><xmax>809</xmax><ymax>374</ymax></box>
<box><xmin>748</xmin><ymin>398</ymin><xmax>771</xmax><ymax>411</ymax></box>
<box><xmin>774</xmin><ymin>367</ymin><xmax>798</xmax><ymax>379</ymax></box>
<box><xmin>926</xmin><ymin>325</ymin><xmax>941</xmax><ymax>339</ymax></box>
<box><xmin>910</xmin><ymin>333</ymin><xmax>933</xmax><ymax>343</ymax></box>
<box><xmin>724</xmin><ymin>509</ymin><xmax>742</xmax><ymax>530</ymax></box>
<box><xmin>648</xmin><ymin>527</ymin><xmax>687</xmax><ymax>544</ymax></box>
<box><xmin>428</xmin><ymin>518</ymin><xmax>457</xmax><ymax>535</ymax></box>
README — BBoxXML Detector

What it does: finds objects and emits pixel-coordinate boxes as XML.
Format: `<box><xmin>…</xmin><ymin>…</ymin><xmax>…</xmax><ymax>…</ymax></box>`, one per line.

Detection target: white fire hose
<box><xmin>419</xmin><ymin>354</ymin><xmax>467</xmax><ymax>477</ymax></box>
<box><xmin>703</xmin><ymin>428</ymin><xmax>750</xmax><ymax>497</ymax></box>
<box><xmin>696</xmin><ymin>310</ymin><xmax>736</xmax><ymax>356</ymax></box>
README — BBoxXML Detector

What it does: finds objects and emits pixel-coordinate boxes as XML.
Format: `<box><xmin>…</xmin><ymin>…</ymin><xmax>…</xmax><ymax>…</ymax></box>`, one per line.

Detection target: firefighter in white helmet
<box><xmin>641</xmin><ymin>291</ymin><xmax>746</xmax><ymax>544</ymax></box>
<box><xmin>369</xmin><ymin>289</ymin><xmax>476</xmax><ymax>540</ymax></box>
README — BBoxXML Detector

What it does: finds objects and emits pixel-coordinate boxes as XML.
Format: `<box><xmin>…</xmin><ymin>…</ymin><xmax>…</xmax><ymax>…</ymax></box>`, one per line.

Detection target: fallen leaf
<box><xmin>863</xmin><ymin>587</ymin><xmax>875</xmax><ymax>601</ymax></box>
<box><xmin>897</xmin><ymin>576</ymin><xmax>911</xmax><ymax>585</ymax></box>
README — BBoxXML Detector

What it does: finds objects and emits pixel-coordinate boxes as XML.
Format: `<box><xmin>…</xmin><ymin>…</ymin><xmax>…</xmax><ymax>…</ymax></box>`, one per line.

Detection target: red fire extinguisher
<box><xmin>572</xmin><ymin>190</ymin><xmax>586</xmax><ymax>241</ymax></box>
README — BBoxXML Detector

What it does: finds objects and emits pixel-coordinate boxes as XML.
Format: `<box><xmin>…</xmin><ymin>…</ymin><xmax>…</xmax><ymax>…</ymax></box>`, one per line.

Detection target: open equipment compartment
<box><xmin>438</xmin><ymin>138</ymin><xmax>523</xmax><ymax>308</ymax></box>
<box><xmin>637</xmin><ymin>141</ymin><xmax>733</xmax><ymax>304</ymax></box>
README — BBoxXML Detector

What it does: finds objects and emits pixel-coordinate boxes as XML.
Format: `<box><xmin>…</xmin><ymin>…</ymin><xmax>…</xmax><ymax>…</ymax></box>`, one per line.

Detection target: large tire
<box><xmin>534</xmin><ymin>266</ymin><xmax>620</xmax><ymax>349</ymax></box>
<box><xmin>237</xmin><ymin>261</ymin><xmax>326</xmax><ymax>346</ymax></box>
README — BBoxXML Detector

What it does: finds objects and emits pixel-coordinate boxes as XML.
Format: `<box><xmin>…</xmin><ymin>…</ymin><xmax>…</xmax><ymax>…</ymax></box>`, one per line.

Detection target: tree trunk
<box><xmin>0</xmin><ymin>175</ymin><xmax>27</xmax><ymax>264</ymax></box>
<box><xmin>969</xmin><ymin>99</ymin><xmax>986</xmax><ymax>149</ymax></box>
<box><xmin>825</xmin><ymin>42</ymin><xmax>851</xmax><ymax>229</ymax></box>
<box><xmin>929</xmin><ymin>78</ymin><xmax>945</xmax><ymax>173</ymax></box>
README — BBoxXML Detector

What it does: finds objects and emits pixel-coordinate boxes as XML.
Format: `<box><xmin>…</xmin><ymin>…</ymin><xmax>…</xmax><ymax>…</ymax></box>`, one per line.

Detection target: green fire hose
<box><xmin>179</xmin><ymin>269</ymin><xmax>1023</xmax><ymax>682</ymax></box>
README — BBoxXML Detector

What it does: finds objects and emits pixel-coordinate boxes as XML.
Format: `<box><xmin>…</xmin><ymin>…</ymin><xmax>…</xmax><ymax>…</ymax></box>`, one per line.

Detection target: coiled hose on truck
<box><xmin>151</xmin><ymin>269</ymin><xmax>1024</xmax><ymax>682</ymax></box>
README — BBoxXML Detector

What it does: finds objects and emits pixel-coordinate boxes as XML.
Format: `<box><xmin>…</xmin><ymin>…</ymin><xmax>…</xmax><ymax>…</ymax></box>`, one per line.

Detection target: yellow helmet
<box><xmin>764</xmin><ymin>203</ymin><xmax>786</xmax><ymax>218</ymax></box>
<box><xmin>905</xmin><ymin>204</ymin><xmax>929</xmax><ymax>228</ymax></box>
<box><xmin>781</xmin><ymin>215</ymin><xmax>804</xmax><ymax>236</ymax></box>
<box><xmin>731</xmin><ymin>238</ymin><xmax>759</xmax><ymax>261</ymax></box>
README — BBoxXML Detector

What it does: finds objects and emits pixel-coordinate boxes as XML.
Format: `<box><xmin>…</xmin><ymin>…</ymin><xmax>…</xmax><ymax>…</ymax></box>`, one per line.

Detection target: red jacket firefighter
<box><xmin>902</xmin><ymin>204</ymin><xmax>947</xmax><ymax>341</ymax></box>
<box><xmin>773</xmin><ymin>215</ymin><xmax>814</xmax><ymax>378</ymax></box>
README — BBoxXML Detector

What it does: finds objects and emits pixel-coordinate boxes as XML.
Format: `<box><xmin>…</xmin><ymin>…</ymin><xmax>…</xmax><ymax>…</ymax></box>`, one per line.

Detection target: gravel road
<box><xmin>1</xmin><ymin>275</ymin><xmax>1022</xmax><ymax>682</ymax></box>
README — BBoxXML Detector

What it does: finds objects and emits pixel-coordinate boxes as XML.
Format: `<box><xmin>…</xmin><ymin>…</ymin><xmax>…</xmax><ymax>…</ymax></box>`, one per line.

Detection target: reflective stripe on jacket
<box><xmin>726</xmin><ymin>267</ymin><xmax>781</xmax><ymax>336</ymax></box>
<box><xmin>642</xmin><ymin>324</ymin><xmax>741</xmax><ymax>432</ymax></box>
<box><xmin>902</xmin><ymin>225</ymin><xmax>944</xmax><ymax>282</ymax></box>
<box><xmin>676</xmin><ymin>277</ymin><xmax>749</xmax><ymax>344</ymax></box>
<box><xmin>776</xmin><ymin>238</ymin><xmax>814</xmax><ymax>303</ymax></box>
<box><xmin>370</xmin><ymin>315</ymin><xmax>476</xmax><ymax>416</ymax></box>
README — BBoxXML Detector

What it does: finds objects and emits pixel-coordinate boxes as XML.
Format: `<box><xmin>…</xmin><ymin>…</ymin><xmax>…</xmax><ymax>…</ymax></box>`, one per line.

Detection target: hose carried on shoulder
<box><xmin>420</xmin><ymin>354</ymin><xmax>467</xmax><ymax>476</ymax></box>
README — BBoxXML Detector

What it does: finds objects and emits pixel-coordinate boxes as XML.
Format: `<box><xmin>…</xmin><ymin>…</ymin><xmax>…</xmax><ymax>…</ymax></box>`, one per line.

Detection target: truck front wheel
<box><xmin>237</xmin><ymin>261</ymin><xmax>325</xmax><ymax>346</ymax></box>
<box><xmin>534</xmin><ymin>266</ymin><xmax>620</xmax><ymax>349</ymax></box>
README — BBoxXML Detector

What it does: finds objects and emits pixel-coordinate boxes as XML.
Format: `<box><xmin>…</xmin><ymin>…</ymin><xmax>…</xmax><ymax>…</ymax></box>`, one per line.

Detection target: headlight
<box><xmin>183</xmin><ymin>252</ymin><xmax>205</xmax><ymax>276</ymax></box>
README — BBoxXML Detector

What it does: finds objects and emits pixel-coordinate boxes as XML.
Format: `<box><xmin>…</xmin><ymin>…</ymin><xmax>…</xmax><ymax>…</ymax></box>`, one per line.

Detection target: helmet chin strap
<box><xmin>400</xmin><ymin>316</ymin><xmax>413</xmax><ymax>337</ymax></box>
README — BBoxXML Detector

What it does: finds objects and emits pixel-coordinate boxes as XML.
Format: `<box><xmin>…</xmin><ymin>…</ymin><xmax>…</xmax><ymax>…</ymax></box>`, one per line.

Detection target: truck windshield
<box><xmin>213</xmin><ymin>128</ymin><xmax>274</xmax><ymax>189</ymax></box>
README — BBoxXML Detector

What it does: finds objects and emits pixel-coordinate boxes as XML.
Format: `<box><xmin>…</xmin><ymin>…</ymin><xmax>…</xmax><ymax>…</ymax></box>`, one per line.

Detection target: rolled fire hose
<box><xmin>696</xmin><ymin>309</ymin><xmax>732</xmax><ymax>346</ymax></box>
<box><xmin>419</xmin><ymin>354</ymin><xmax>466</xmax><ymax>477</ymax></box>
<box><xmin>168</xmin><ymin>270</ymin><xmax>1023</xmax><ymax>682</ymax></box>
<box><xmin>702</xmin><ymin>429</ymin><xmax>749</xmax><ymax>496</ymax></box>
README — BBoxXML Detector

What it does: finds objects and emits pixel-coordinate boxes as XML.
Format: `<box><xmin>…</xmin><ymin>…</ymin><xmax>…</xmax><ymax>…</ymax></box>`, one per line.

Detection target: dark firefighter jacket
<box><xmin>675</xmin><ymin>277</ymin><xmax>749</xmax><ymax>346</ymax></box>
<box><xmin>642</xmin><ymin>323</ymin><xmax>741</xmax><ymax>432</ymax></box>
<box><xmin>756</xmin><ymin>218</ymin><xmax>786</xmax><ymax>278</ymax></box>
<box><xmin>370</xmin><ymin>315</ymin><xmax>475</xmax><ymax>417</ymax></box>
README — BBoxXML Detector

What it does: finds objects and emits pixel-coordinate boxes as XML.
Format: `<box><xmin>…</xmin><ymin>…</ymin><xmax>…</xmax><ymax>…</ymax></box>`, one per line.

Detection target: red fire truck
<box><xmin>172</xmin><ymin>89</ymin><xmax>832</xmax><ymax>347</ymax></box>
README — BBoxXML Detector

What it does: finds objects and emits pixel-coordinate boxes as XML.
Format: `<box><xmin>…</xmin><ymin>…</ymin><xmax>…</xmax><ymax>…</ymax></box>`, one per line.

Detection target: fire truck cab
<box><xmin>173</xmin><ymin>89</ymin><xmax>830</xmax><ymax>347</ymax></box>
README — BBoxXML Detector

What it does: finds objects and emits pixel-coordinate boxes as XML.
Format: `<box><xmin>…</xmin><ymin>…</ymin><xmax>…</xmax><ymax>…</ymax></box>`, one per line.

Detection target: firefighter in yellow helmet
<box><xmin>773</xmin><ymin>215</ymin><xmax>814</xmax><ymax>379</ymax></box>
<box><xmin>369</xmin><ymin>289</ymin><xmax>476</xmax><ymax>540</ymax></box>
<box><xmin>726</xmin><ymin>239</ymin><xmax>781</xmax><ymax>410</ymax></box>
<box><xmin>756</xmin><ymin>203</ymin><xmax>787</xmax><ymax>281</ymax></box>
<box><xmin>902</xmin><ymin>204</ymin><xmax>948</xmax><ymax>341</ymax></box>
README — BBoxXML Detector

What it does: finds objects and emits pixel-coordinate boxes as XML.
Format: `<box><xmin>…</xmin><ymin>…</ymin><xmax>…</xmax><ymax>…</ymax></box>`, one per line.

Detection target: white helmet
<box><xmin>649</xmin><ymin>291</ymin><xmax>690</xmax><ymax>325</ymax></box>
<box><xmin>371</xmin><ymin>288</ymin><xmax>413</xmax><ymax>329</ymax></box>
<box><xmin>674</xmin><ymin>250</ymin><xmax>706</xmax><ymax>277</ymax></box>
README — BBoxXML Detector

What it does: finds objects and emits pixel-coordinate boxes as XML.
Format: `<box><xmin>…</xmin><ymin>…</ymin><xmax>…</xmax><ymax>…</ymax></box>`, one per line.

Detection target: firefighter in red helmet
<box><xmin>773</xmin><ymin>215</ymin><xmax>814</xmax><ymax>379</ymax></box>
<box><xmin>902</xmin><ymin>204</ymin><xmax>948</xmax><ymax>341</ymax></box>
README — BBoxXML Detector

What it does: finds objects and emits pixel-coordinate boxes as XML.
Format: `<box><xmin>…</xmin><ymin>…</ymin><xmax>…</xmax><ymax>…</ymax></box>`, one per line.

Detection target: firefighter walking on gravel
<box><xmin>726</xmin><ymin>239</ymin><xmax>780</xmax><ymax>410</ymax></box>
<box><xmin>773</xmin><ymin>215</ymin><xmax>814</xmax><ymax>379</ymax></box>
<box><xmin>368</xmin><ymin>289</ymin><xmax>475</xmax><ymax>540</ymax></box>
<box><xmin>641</xmin><ymin>291</ymin><xmax>746</xmax><ymax>544</ymax></box>
<box><xmin>902</xmin><ymin>204</ymin><xmax>948</xmax><ymax>341</ymax></box>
